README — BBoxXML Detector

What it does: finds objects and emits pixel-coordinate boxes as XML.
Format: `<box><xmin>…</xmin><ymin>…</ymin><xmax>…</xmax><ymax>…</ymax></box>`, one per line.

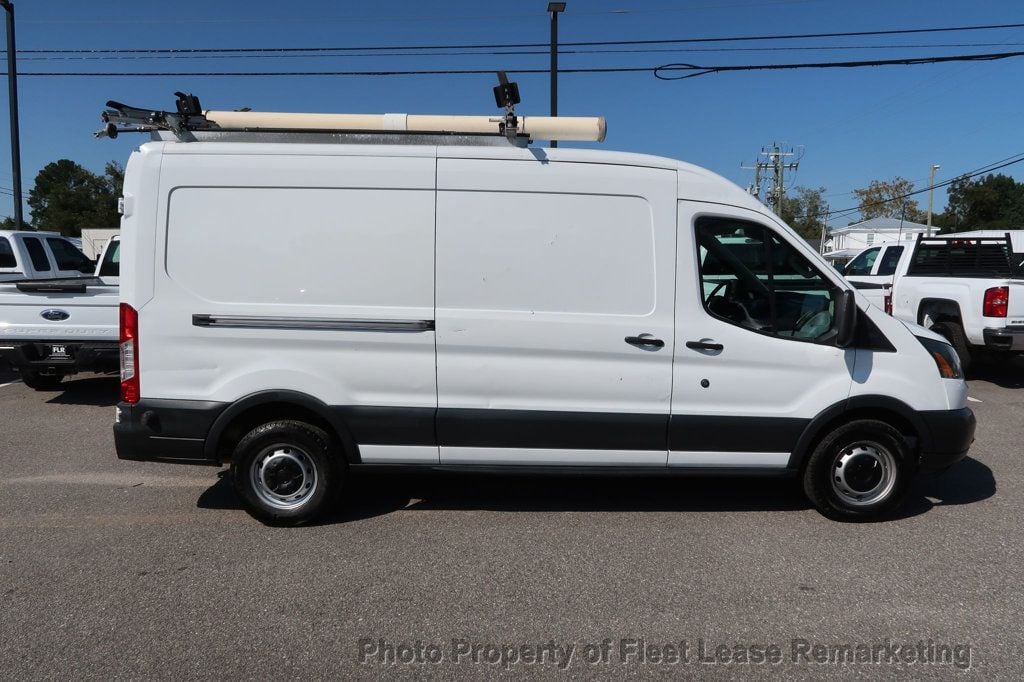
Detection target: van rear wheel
<box><xmin>230</xmin><ymin>420</ymin><xmax>343</xmax><ymax>526</ymax></box>
<box><xmin>802</xmin><ymin>419</ymin><xmax>913</xmax><ymax>522</ymax></box>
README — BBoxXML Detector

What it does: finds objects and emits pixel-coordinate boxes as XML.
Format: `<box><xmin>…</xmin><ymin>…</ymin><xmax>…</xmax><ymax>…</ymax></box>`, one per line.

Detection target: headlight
<box><xmin>916</xmin><ymin>336</ymin><xmax>964</xmax><ymax>379</ymax></box>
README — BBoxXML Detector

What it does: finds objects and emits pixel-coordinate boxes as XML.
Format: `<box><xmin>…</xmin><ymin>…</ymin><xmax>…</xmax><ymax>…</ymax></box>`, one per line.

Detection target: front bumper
<box><xmin>917</xmin><ymin>407</ymin><xmax>976</xmax><ymax>472</ymax></box>
<box><xmin>982</xmin><ymin>326</ymin><xmax>1024</xmax><ymax>352</ymax></box>
<box><xmin>114</xmin><ymin>399</ymin><xmax>226</xmax><ymax>465</ymax></box>
<box><xmin>0</xmin><ymin>340</ymin><xmax>118</xmax><ymax>375</ymax></box>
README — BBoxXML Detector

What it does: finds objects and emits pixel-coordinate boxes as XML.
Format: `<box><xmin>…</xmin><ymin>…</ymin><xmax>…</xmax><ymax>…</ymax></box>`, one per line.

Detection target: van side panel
<box><xmin>142</xmin><ymin>153</ymin><xmax>438</xmax><ymax>452</ymax></box>
<box><xmin>434</xmin><ymin>158</ymin><xmax>677</xmax><ymax>465</ymax></box>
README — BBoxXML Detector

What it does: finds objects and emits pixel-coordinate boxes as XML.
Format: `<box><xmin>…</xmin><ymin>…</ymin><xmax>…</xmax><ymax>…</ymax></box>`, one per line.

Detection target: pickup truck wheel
<box><xmin>230</xmin><ymin>420</ymin><xmax>343</xmax><ymax>526</ymax></box>
<box><xmin>930</xmin><ymin>322</ymin><xmax>972</xmax><ymax>373</ymax></box>
<box><xmin>802</xmin><ymin>419</ymin><xmax>913</xmax><ymax>522</ymax></box>
<box><xmin>19</xmin><ymin>370</ymin><xmax>63</xmax><ymax>391</ymax></box>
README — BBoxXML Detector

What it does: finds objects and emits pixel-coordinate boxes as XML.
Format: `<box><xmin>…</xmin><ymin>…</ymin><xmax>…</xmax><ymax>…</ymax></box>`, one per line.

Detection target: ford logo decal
<box><xmin>40</xmin><ymin>309</ymin><xmax>70</xmax><ymax>322</ymax></box>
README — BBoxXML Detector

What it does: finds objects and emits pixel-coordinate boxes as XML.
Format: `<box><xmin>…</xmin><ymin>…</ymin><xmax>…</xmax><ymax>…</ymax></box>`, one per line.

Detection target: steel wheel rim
<box><xmin>830</xmin><ymin>441</ymin><xmax>897</xmax><ymax>507</ymax></box>
<box><xmin>250</xmin><ymin>444</ymin><xmax>318</xmax><ymax>510</ymax></box>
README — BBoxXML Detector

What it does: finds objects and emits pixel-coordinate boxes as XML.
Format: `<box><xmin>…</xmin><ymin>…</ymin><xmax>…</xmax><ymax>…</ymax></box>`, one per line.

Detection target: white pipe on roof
<box><xmin>204</xmin><ymin>110</ymin><xmax>607</xmax><ymax>142</ymax></box>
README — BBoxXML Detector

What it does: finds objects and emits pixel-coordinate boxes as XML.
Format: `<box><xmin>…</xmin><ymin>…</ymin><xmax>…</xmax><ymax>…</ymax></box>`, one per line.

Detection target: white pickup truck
<box><xmin>0</xmin><ymin>237</ymin><xmax>120</xmax><ymax>389</ymax></box>
<box><xmin>844</xmin><ymin>233</ymin><xmax>1024</xmax><ymax>370</ymax></box>
<box><xmin>0</xmin><ymin>230</ymin><xmax>98</xmax><ymax>281</ymax></box>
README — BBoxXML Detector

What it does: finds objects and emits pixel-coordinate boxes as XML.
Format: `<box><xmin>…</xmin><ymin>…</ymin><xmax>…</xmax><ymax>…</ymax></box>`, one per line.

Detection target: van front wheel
<box><xmin>230</xmin><ymin>420</ymin><xmax>343</xmax><ymax>526</ymax></box>
<box><xmin>802</xmin><ymin>419</ymin><xmax>913</xmax><ymax>522</ymax></box>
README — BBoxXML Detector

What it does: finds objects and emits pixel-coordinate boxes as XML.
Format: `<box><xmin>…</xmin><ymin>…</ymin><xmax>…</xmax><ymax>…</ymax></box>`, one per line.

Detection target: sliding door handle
<box><xmin>625</xmin><ymin>334</ymin><xmax>665</xmax><ymax>349</ymax></box>
<box><xmin>686</xmin><ymin>340</ymin><xmax>724</xmax><ymax>351</ymax></box>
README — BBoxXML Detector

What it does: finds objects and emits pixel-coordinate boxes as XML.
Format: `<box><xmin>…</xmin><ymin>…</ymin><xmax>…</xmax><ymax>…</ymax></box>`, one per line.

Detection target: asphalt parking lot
<box><xmin>0</xmin><ymin>363</ymin><xmax>1021</xmax><ymax>679</ymax></box>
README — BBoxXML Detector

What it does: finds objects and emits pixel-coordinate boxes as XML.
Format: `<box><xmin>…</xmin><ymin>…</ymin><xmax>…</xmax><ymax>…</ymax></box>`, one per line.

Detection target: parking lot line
<box><xmin>0</xmin><ymin>380</ymin><xmax>20</xmax><ymax>389</ymax></box>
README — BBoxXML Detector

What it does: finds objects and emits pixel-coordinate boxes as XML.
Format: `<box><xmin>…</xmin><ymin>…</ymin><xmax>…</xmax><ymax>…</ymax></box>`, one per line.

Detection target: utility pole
<box><xmin>926</xmin><ymin>163</ymin><xmax>940</xmax><ymax>236</ymax></box>
<box><xmin>742</xmin><ymin>143</ymin><xmax>799</xmax><ymax>214</ymax></box>
<box><xmin>547</xmin><ymin>3</ymin><xmax>565</xmax><ymax>148</ymax></box>
<box><xmin>0</xmin><ymin>0</ymin><xmax>23</xmax><ymax>229</ymax></box>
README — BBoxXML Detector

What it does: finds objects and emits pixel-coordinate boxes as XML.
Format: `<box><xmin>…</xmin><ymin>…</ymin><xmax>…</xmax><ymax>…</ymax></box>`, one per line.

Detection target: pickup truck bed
<box><xmin>846</xmin><ymin>233</ymin><xmax>1024</xmax><ymax>371</ymax></box>
<box><xmin>0</xmin><ymin>277</ymin><xmax>119</xmax><ymax>389</ymax></box>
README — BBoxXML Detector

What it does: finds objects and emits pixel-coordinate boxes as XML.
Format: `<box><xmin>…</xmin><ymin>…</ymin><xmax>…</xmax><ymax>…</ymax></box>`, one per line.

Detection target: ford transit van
<box><xmin>108</xmin><ymin>96</ymin><xmax>975</xmax><ymax>525</ymax></box>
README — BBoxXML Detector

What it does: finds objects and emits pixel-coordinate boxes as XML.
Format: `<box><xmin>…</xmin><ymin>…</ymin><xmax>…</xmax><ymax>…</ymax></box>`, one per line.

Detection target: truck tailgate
<box><xmin>0</xmin><ymin>282</ymin><xmax>119</xmax><ymax>342</ymax></box>
<box><xmin>1009</xmin><ymin>281</ymin><xmax>1024</xmax><ymax>326</ymax></box>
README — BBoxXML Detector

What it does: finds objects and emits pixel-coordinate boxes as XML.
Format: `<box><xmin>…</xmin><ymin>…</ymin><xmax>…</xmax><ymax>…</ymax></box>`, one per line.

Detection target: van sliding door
<box><xmin>434</xmin><ymin>156</ymin><xmax>677</xmax><ymax>465</ymax></box>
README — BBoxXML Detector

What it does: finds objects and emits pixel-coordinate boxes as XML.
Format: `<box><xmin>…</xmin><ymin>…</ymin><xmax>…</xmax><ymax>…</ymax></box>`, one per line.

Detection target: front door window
<box><xmin>695</xmin><ymin>217</ymin><xmax>839</xmax><ymax>342</ymax></box>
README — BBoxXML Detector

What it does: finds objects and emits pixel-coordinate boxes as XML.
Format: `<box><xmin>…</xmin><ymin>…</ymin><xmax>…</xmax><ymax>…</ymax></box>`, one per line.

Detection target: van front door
<box><xmin>671</xmin><ymin>203</ymin><xmax>854</xmax><ymax>469</ymax></box>
<box><xmin>434</xmin><ymin>157</ymin><xmax>677</xmax><ymax>465</ymax></box>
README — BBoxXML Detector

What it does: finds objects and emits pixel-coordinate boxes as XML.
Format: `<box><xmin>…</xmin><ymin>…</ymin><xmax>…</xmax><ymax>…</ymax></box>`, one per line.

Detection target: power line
<box><xmin>15</xmin><ymin>21</ymin><xmax>1024</xmax><ymax>54</ymax></box>
<box><xmin>12</xmin><ymin>42</ymin><xmax>1024</xmax><ymax>61</ymax></box>
<box><xmin>18</xmin><ymin>1</ymin><xmax>825</xmax><ymax>25</ymax></box>
<box><xmin>15</xmin><ymin>49</ymin><xmax>1024</xmax><ymax>78</ymax></box>
<box><xmin>653</xmin><ymin>50</ymin><xmax>1024</xmax><ymax>80</ymax></box>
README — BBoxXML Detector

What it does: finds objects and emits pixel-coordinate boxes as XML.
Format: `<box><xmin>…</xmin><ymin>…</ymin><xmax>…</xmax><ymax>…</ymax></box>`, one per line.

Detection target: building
<box><xmin>79</xmin><ymin>228</ymin><xmax>120</xmax><ymax>260</ymax></box>
<box><xmin>822</xmin><ymin>217</ymin><xmax>933</xmax><ymax>263</ymax></box>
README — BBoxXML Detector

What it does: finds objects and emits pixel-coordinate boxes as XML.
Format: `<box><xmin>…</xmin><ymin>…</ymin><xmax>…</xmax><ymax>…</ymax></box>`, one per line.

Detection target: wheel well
<box><xmin>797</xmin><ymin>407</ymin><xmax>921</xmax><ymax>472</ymax></box>
<box><xmin>213</xmin><ymin>402</ymin><xmax>344</xmax><ymax>463</ymax></box>
<box><xmin>917</xmin><ymin>298</ymin><xmax>962</xmax><ymax>329</ymax></box>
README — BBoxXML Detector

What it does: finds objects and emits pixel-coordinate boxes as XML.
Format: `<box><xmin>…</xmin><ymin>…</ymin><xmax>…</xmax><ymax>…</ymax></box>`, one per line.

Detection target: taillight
<box><xmin>983</xmin><ymin>286</ymin><xmax>1009</xmax><ymax>318</ymax></box>
<box><xmin>883</xmin><ymin>294</ymin><xmax>893</xmax><ymax>316</ymax></box>
<box><xmin>119</xmin><ymin>303</ymin><xmax>140</xmax><ymax>404</ymax></box>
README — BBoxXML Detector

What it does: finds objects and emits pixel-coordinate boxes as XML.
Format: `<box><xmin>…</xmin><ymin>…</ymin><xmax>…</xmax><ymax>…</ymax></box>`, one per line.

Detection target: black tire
<box><xmin>802</xmin><ymin>419</ymin><xmax>914</xmax><ymax>522</ymax></box>
<box><xmin>230</xmin><ymin>420</ymin><xmax>343</xmax><ymax>526</ymax></box>
<box><xmin>20</xmin><ymin>370</ymin><xmax>63</xmax><ymax>391</ymax></box>
<box><xmin>931</xmin><ymin>322</ymin><xmax>972</xmax><ymax>374</ymax></box>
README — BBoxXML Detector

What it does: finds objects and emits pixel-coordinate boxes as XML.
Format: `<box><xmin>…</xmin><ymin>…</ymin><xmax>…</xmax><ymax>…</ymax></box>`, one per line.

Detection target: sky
<box><xmin>1</xmin><ymin>0</ymin><xmax>1023</xmax><ymax>226</ymax></box>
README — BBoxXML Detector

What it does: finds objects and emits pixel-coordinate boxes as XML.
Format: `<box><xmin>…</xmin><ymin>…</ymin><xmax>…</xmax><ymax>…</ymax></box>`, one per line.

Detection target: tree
<box><xmin>943</xmin><ymin>173</ymin><xmax>1024</xmax><ymax>232</ymax></box>
<box><xmin>778</xmin><ymin>185</ymin><xmax>829</xmax><ymax>240</ymax></box>
<box><xmin>852</xmin><ymin>177</ymin><xmax>924</xmax><ymax>222</ymax></box>
<box><xmin>26</xmin><ymin>160</ymin><xmax>121</xmax><ymax>236</ymax></box>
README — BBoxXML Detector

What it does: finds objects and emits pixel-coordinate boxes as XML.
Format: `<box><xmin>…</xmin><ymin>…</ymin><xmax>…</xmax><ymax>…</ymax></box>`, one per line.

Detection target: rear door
<box><xmin>671</xmin><ymin>202</ymin><xmax>853</xmax><ymax>468</ymax></box>
<box><xmin>434</xmin><ymin>158</ymin><xmax>677</xmax><ymax>465</ymax></box>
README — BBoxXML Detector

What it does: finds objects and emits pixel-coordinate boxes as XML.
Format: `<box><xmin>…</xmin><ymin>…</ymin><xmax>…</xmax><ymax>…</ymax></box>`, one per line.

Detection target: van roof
<box><xmin>145</xmin><ymin>140</ymin><xmax>769</xmax><ymax>214</ymax></box>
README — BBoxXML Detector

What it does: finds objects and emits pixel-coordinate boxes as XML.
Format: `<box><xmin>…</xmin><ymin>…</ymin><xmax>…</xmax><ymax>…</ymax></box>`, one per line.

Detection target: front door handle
<box><xmin>686</xmin><ymin>340</ymin><xmax>724</xmax><ymax>351</ymax></box>
<box><xmin>625</xmin><ymin>334</ymin><xmax>665</xmax><ymax>349</ymax></box>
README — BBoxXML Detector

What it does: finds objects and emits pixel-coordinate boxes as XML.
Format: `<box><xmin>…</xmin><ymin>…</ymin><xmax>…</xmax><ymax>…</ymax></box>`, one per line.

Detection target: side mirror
<box><xmin>835</xmin><ymin>289</ymin><xmax>857</xmax><ymax>348</ymax></box>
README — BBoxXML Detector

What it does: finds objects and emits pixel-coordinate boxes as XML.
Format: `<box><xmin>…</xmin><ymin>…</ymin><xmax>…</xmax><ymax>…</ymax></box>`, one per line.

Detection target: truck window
<box><xmin>0</xmin><ymin>237</ymin><xmax>15</xmax><ymax>268</ymax></box>
<box><xmin>876</xmin><ymin>246</ymin><xmax>904</xmax><ymax>276</ymax></box>
<box><xmin>98</xmin><ymin>240</ymin><xmax>120</xmax><ymax>277</ymax></box>
<box><xmin>46</xmin><ymin>237</ymin><xmax>93</xmax><ymax>273</ymax></box>
<box><xmin>843</xmin><ymin>247</ymin><xmax>880</xmax><ymax>276</ymax></box>
<box><xmin>696</xmin><ymin>217</ymin><xmax>838</xmax><ymax>341</ymax></box>
<box><xmin>23</xmin><ymin>237</ymin><xmax>51</xmax><ymax>272</ymax></box>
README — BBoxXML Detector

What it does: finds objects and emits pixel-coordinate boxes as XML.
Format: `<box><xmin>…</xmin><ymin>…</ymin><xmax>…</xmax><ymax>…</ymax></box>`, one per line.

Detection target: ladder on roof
<box><xmin>95</xmin><ymin>73</ymin><xmax>606</xmax><ymax>147</ymax></box>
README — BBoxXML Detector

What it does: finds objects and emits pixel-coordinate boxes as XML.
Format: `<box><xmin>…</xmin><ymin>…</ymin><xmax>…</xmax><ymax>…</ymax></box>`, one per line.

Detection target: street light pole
<box><xmin>547</xmin><ymin>2</ymin><xmax>565</xmax><ymax>148</ymax></box>
<box><xmin>0</xmin><ymin>0</ymin><xmax>22</xmax><ymax>229</ymax></box>
<box><xmin>926</xmin><ymin>163</ymin><xmax>940</xmax><ymax>237</ymax></box>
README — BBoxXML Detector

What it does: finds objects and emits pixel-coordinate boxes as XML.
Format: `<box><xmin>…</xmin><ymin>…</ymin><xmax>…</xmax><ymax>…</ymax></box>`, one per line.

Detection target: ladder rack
<box><xmin>96</xmin><ymin>76</ymin><xmax>606</xmax><ymax>147</ymax></box>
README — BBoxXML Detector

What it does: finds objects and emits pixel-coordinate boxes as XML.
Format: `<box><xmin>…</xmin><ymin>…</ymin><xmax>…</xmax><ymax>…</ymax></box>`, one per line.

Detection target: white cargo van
<box><xmin>107</xmin><ymin>93</ymin><xmax>975</xmax><ymax>525</ymax></box>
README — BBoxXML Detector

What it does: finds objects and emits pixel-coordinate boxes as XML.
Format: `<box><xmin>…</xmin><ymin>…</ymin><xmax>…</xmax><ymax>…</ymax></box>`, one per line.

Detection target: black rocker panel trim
<box><xmin>437</xmin><ymin>409</ymin><xmax>668</xmax><ymax>451</ymax></box>
<box><xmin>669</xmin><ymin>415</ymin><xmax>809</xmax><ymax>453</ymax></box>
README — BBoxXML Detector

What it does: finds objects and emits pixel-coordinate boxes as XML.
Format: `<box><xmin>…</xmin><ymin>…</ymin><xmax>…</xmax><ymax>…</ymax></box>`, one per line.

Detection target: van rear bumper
<box><xmin>114</xmin><ymin>400</ymin><xmax>225</xmax><ymax>465</ymax></box>
<box><xmin>917</xmin><ymin>407</ymin><xmax>976</xmax><ymax>472</ymax></box>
